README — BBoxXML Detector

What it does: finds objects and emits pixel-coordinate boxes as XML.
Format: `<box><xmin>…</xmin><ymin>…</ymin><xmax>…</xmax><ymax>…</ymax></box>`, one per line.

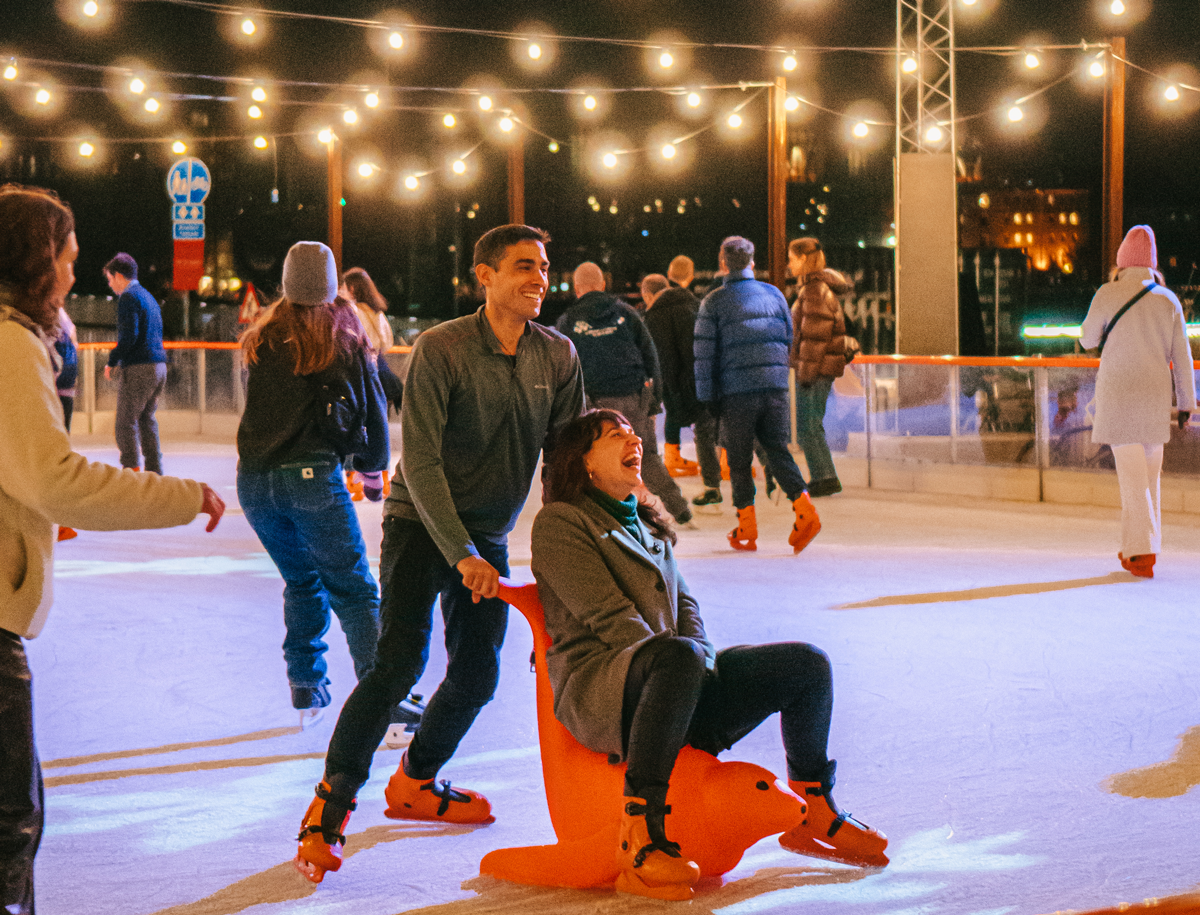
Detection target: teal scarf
<box><xmin>588</xmin><ymin>487</ymin><xmax>642</xmax><ymax>543</ymax></box>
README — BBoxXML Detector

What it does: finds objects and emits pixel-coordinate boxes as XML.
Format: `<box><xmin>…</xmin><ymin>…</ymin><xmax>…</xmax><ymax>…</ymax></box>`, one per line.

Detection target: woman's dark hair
<box><xmin>342</xmin><ymin>266</ymin><xmax>387</xmax><ymax>313</ymax></box>
<box><xmin>240</xmin><ymin>296</ymin><xmax>369</xmax><ymax>375</ymax></box>
<box><xmin>0</xmin><ymin>184</ymin><xmax>75</xmax><ymax>332</ymax></box>
<box><xmin>544</xmin><ymin>408</ymin><xmax>676</xmax><ymax>545</ymax></box>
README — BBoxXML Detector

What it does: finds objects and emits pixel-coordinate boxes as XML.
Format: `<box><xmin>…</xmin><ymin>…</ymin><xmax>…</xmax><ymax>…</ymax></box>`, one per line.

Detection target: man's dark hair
<box><xmin>473</xmin><ymin>225</ymin><xmax>550</xmax><ymax>271</ymax></box>
<box><xmin>104</xmin><ymin>252</ymin><xmax>138</xmax><ymax>280</ymax></box>
<box><xmin>720</xmin><ymin>236</ymin><xmax>755</xmax><ymax>272</ymax></box>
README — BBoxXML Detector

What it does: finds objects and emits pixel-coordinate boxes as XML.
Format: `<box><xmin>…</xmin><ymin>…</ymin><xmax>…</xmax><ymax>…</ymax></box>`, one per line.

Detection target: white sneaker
<box><xmin>383</xmin><ymin>723</ymin><xmax>415</xmax><ymax>749</ymax></box>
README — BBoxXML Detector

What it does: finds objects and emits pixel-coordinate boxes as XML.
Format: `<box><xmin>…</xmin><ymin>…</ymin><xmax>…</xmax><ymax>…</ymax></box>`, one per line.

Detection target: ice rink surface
<box><xmin>27</xmin><ymin>442</ymin><xmax>1200</xmax><ymax>915</ymax></box>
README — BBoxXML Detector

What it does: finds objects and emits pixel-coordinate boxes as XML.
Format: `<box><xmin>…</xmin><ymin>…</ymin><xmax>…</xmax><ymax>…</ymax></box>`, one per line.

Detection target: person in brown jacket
<box><xmin>788</xmin><ymin>238</ymin><xmax>857</xmax><ymax>497</ymax></box>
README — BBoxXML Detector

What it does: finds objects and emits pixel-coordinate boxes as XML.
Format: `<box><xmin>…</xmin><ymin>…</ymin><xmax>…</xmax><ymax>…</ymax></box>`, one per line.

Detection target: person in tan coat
<box><xmin>788</xmin><ymin>238</ymin><xmax>857</xmax><ymax>497</ymax></box>
<box><xmin>0</xmin><ymin>185</ymin><xmax>225</xmax><ymax>915</ymax></box>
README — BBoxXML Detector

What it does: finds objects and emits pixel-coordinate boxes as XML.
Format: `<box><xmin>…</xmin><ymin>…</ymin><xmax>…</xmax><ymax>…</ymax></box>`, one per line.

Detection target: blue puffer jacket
<box><xmin>693</xmin><ymin>269</ymin><xmax>793</xmax><ymax>401</ymax></box>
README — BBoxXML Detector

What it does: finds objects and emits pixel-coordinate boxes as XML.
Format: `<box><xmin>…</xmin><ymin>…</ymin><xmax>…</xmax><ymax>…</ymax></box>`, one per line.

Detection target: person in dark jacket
<box><xmin>237</xmin><ymin>242</ymin><xmax>390</xmax><ymax>729</ymax></box>
<box><xmin>694</xmin><ymin>237</ymin><xmax>820</xmax><ymax>553</ymax></box>
<box><xmin>641</xmin><ymin>271</ymin><xmax>723</xmax><ymax>507</ymax></box>
<box><xmin>103</xmin><ymin>253</ymin><xmax>167</xmax><ymax>473</ymax></box>
<box><xmin>557</xmin><ymin>262</ymin><xmax>693</xmax><ymax>526</ymax></box>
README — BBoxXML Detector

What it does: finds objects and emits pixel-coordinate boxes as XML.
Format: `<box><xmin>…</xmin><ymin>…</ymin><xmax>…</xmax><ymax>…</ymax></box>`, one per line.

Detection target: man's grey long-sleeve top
<box><xmin>385</xmin><ymin>306</ymin><xmax>584</xmax><ymax>567</ymax></box>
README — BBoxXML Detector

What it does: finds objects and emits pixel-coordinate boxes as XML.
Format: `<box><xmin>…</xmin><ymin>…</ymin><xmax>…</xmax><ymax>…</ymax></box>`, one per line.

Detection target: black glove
<box><xmin>1179</xmin><ymin>411</ymin><xmax>1191</xmax><ymax>431</ymax></box>
<box><xmin>359</xmin><ymin>471</ymin><xmax>385</xmax><ymax>502</ymax></box>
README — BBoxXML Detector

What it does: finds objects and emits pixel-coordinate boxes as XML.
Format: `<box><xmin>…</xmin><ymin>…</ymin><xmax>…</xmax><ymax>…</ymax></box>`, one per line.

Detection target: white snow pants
<box><xmin>1111</xmin><ymin>443</ymin><xmax>1164</xmax><ymax>558</ymax></box>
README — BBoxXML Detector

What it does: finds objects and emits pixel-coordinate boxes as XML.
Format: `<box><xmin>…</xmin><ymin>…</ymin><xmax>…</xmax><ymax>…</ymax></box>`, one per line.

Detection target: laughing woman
<box><xmin>530</xmin><ymin>409</ymin><xmax>888</xmax><ymax>902</ymax></box>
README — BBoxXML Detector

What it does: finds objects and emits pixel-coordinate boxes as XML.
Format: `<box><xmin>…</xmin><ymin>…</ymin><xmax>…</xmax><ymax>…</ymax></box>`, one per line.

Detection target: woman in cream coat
<box><xmin>0</xmin><ymin>185</ymin><xmax>224</xmax><ymax>915</ymax></box>
<box><xmin>1080</xmin><ymin>225</ymin><xmax>1196</xmax><ymax>578</ymax></box>
<box><xmin>531</xmin><ymin>409</ymin><xmax>887</xmax><ymax>902</ymax></box>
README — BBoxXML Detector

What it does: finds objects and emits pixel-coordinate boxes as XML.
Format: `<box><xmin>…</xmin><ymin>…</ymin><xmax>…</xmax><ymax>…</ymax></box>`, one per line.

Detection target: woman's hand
<box><xmin>199</xmin><ymin>484</ymin><xmax>225</xmax><ymax>532</ymax></box>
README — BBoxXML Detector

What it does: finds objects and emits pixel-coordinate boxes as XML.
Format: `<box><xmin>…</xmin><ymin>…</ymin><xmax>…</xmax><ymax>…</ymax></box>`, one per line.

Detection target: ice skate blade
<box><xmin>299</xmin><ymin>707</ymin><xmax>325</xmax><ymax>730</ymax></box>
<box><xmin>382</xmin><ymin>723</ymin><xmax>415</xmax><ymax>750</ymax></box>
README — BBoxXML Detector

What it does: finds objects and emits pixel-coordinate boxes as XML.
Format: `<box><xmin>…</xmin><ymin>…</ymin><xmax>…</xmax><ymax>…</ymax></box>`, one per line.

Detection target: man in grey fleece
<box><xmin>311</xmin><ymin>225</ymin><xmax>584</xmax><ymax>839</ymax></box>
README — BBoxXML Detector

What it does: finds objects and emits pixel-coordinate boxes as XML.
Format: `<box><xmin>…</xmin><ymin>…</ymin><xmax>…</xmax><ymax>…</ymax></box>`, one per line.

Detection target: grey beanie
<box><xmin>282</xmin><ymin>241</ymin><xmax>338</xmax><ymax>306</ymax></box>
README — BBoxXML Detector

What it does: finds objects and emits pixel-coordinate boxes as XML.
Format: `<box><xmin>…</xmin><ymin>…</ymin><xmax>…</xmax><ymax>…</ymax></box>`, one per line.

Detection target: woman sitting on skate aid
<box><xmin>530</xmin><ymin>408</ymin><xmax>889</xmax><ymax>901</ymax></box>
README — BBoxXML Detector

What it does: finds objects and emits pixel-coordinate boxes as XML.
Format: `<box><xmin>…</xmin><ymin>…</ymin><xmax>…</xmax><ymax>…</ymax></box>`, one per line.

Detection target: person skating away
<box><xmin>295</xmin><ymin>225</ymin><xmax>584</xmax><ymax>882</ymax></box>
<box><xmin>788</xmin><ymin>238</ymin><xmax>858</xmax><ymax>498</ymax></box>
<box><xmin>531</xmin><ymin>409</ymin><xmax>887</xmax><ymax>900</ymax></box>
<box><xmin>237</xmin><ymin>242</ymin><xmax>393</xmax><ymax>729</ymax></box>
<box><xmin>694</xmin><ymin>236</ymin><xmax>820</xmax><ymax>552</ymax></box>
<box><xmin>557</xmin><ymin>262</ymin><xmax>693</xmax><ymax>527</ymax></box>
<box><xmin>640</xmin><ymin>270</ymin><xmax>724</xmax><ymax>508</ymax></box>
<box><xmin>103</xmin><ymin>253</ymin><xmax>168</xmax><ymax>474</ymax></box>
<box><xmin>0</xmin><ymin>185</ymin><xmax>225</xmax><ymax>915</ymax></box>
<box><xmin>1079</xmin><ymin>225</ymin><xmax>1195</xmax><ymax>578</ymax></box>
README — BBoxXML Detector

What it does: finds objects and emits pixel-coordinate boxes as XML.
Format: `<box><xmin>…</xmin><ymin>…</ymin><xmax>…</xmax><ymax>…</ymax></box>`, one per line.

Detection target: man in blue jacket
<box><xmin>104</xmin><ymin>253</ymin><xmax>167</xmax><ymax>473</ymax></box>
<box><xmin>694</xmin><ymin>237</ymin><xmax>820</xmax><ymax>553</ymax></box>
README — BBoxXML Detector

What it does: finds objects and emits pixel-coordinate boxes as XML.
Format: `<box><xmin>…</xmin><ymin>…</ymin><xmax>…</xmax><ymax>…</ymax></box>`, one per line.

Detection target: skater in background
<box><xmin>1080</xmin><ymin>225</ymin><xmax>1195</xmax><ymax>578</ymax></box>
<box><xmin>237</xmin><ymin>242</ymin><xmax>391</xmax><ymax>727</ymax></box>
<box><xmin>54</xmin><ymin>305</ymin><xmax>78</xmax><ymax>432</ymax></box>
<box><xmin>342</xmin><ymin>267</ymin><xmax>404</xmax><ymax>415</ymax></box>
<box><xmin>0</xmin><ymin>184</ymin><xmax>225</xmax><ymax>915</ymax></box>
<box><xmin>531</xmin><ymin>409</ymin><xmax>887</xmax><ymax>901</ymax></box>
<box><xmin>787</xmin><ymin>238</ymin><xmax>858</xmax><ymax>498</ymax></box>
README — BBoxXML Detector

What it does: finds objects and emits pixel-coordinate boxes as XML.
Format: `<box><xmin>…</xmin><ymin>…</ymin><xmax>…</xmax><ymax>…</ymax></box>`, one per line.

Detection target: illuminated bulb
<box><xmin>782</xmin><ymin>55</ymin><xmax>797</xmax><ymax>72</ymax></box>
<box><xmin>443</xmin><ymin>114</ymin><xmax>455</xmax><ymax>128</ymax></box>
<box><xmin>253</xmin><ymin>135</ymin><xmax>268</xmax><ymax>149</ymax></box>
<box><xmin>365</xmin><ymin>92</ymin><xmax>379</xmax><ymax>108</ymax></box>
<box><xmin>3</xmin><ymin>64</ymin><xmax>16</xmax><ymax>81</ymax></box>
<box><xmin>83</xmin><ymin>1</ymin><xmax>99</xmax><ymax>16</ymax></box>
<box><xmin>241</xmin><ymin>18</ymin><xmax>256</xmax><ymax>35</ymax></box>
<box><xmin>1089</xmin><ymin>60</ymin><xmax>1105</xmax><ymax>78</ymax></box>
<box><xmin>251</xmin><ymin>86</ymin><xmax>266</xmax><ymax>102</ymax></box>
<box><xmin>1024</xmin><ymin>52</ymin><xmax>1040</xmax><ymax>69</ymax></box>
<box><xmin>659</xmin><ymin>51</ymin><xmax>673</xmax><ymax>69</ymax></box>
<box><xmin>609</xmin><ymin>204</ymin><xmax>618</xmax><ymax>214</ymax></box>
<box><xmin>584</xmin><ymin>95</ymin><xmax>597</xmax><ymax>111</ymax></box>
<box><xmin>962</xmin><ymin>0</ymin><xmax>977</xmax><ymax>5</ymax></box>
<box><xmin>687</xmin><ymin>92</ymin><xmax>701</xmax><ymax>107</ymax></box>
<box><xmin>1008</xmin><ymin>106</ymin><xmax>1024</xmax><ymax>121</ymax></box>
<box><xmin>129</xmin><ymin>77</ymin><xmax>145</xmax><ymax>94</ymax></box>
<box><xmin>902</xmin><ymin>56</ymin><xmax>918</xmax><ymax>74</ymax></box>
<box><xmin>78</xmin><ymin>141</ymin><xmax>94</xmax><ymax>157</ymax></box>
<box><xmin>343</xmin><ymin>109</ymin><xmax>358</xmax><ymax>124</ymax></box>
<box><xmin>388</xmin><ymin>31</ymin><xmax>403</xmax><ymax>49</ymax></box>
<box><xmin>478</xmin><ymin>95</ymin><xmax>492</xmax><ymax>111</ymax></box>
<box><xmin>499</xmin><ymin>117</ymin><xmax>514</xmax><ymax>132</ymax></box>
<box><xmin>452</xmin><ymin>159</ymin><xmax>467</xmax><ymax>174</ymax></box>
<box><xmin>925</xmin><ymin>124</ymin><xmax>944</xmax><ymax>143</ymax></box>
<box><xmin>35</xmin><ymin>89</ymin><xmax>51</xmax><ymax>105</ymax></box>
<box><xmin>727</xmin><ymin>113</ymin><xmax>743</xmax><ymax>129</ymax></box>
<box><xmin>1165</xmin><ymin>85</ymin><xmax>1180</xmax><ymax>101</ymax></box>
<box><xmin>528</xmin><ymin>43</ymin><xmax>541</xmax><ymax>60</ymax></box>
<box><xmin>662</xmin><ymin>143</ymin><xmax>676</xmax><ymax>159</ymax></box>
<box><xmin>548</xmin><ymin>140</ymin><xmax>559</xmax><ymax>152</ymax></box>
<box><xmin>404</xmin><ymin>175</ymin><xmax>418</xmax><ymax>190</ymax></box>
<box><xmin>852</xmin><ymin>121</ymin><xmax>870</xmax><ymax>138</ymax></box>
<box><xmin>1111</xmin><ymin>0</ymin><xmax>1125</xmax><ymax>13</ymax></box>
<box><xmin>318</xmin><ymin>128</ymin><xmax>333</xmax><ymax>143</ymax></box>
<box><xmin>602</xmin><ymin>152</ymin><xmax>618</xmax><ymax>168</ymax></box>
<box><xmin>784</xmin><ymin>96</ymin><xmax>800</xmax><ymax>112</ymax></box>
<box><xmin>172</xmin><ymin>141</ymin><xmax>186</xmax><ymax>154</ymax></box>
<box><xmin>357</xmin><ymin>163</ymin><xmax>374</xmax><ymax>178</ymax></box>
<box><xmin>248</xmin><ymin>104</ymin><xmax>262</xmax><ymax>118</ymax></box>
<box><xmin>144</xmin><ymin>97</ymin><xmax>160</xmax><ymax>112</ymax></box>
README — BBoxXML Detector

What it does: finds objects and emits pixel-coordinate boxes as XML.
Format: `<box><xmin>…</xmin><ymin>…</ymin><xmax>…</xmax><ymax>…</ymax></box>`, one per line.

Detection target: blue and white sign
<box><xmin>173</xmin><ymin>222</ymin><xmax>205</xmax><ymax>240</ymax></box>
<box><xmin>167</xmin><ymin>157</ymin><xmax>211</xmax><ymax>206</ymax></box>
<box><xmin>172</xmin><ymin>204</ymin><xmax>205</xmax><ymax>222</ymax></box>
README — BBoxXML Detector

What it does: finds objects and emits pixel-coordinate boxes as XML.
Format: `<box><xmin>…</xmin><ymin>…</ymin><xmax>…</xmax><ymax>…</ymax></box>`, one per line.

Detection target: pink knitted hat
<box><xmin>1116</xmin><ymin>225</ymin><xmax>1157</xmax><ymax>270</ymax></box>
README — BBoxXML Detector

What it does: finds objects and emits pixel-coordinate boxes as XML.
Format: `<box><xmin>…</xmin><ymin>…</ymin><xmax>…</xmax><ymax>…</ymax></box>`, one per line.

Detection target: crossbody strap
<box><xmin>1098</xmin><ymin>284</ymin><xmax>1155</xmax><ymax>353</ymax></box>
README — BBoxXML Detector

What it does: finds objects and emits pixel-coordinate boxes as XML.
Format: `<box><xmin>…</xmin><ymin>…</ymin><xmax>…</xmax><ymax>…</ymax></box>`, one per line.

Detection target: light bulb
<box><xmin>925</xmin><ymin>124</ymin><xmax>944</xmax><ymax>143</ymax></box>
<box><xmin>35</xmin><ymin>89</ymin><xmax>51</xmax><ymax>105</ymax></box>
<box><xmin>499</xmin><ymin>117</ymin><xmax>514</xmax><ymax>132</ymax></box>
<box><xmin>902</xmin><ymin>56</ymin><xmax>918</xmax><ymax>74</ymax></box>
<box><xmin>343</xmin><ymin>109</ymin><xmax>358</xmax><ymax>124</ymax></box>
<box><xmin>659</xmin><ymin>51</ymin><xmax>673</xmax><ymax>69</ymax></box>
<box><xmin>1024</xmin><ymin>52</ymin><xmax>1040</xmax><ymax>69</ymax></box>
<box><xmin>478</xmin><ymin>96</ymin><xmax>492</xmax><ymax>111</ymax></box>
<box><xmin>79</xmin><ymin>142</ymin><xmax>94</xmax><ymax>157</ymax></box>
<box><xmin>318</xmin><ymin>128</ymin><xmax>333</xmax><ymax>144</ymax></box>
<box><xmin>452</xmin><ymin>159</ymin><xmax>467</xmax><ymax>174</ymax></box>
<box><xmin>248</xmin><ymin>104</ymin><xmax>262</xmax><ymax>119</ymax></box>
<box><xmin>784</xmin><ymin>96</ymin><xmax>800</xmax><ymax>112</ymax></box>
<box><xmin>1089</xmin><ymin>60</ymin><xmax>1105</xmax><ymax>78</ymax></box>
<box><xmin>82</xmin><ymin>1</ymin><xmax>99</xmax><ymax>16</ymax></box>
<box><xmin>241</xmin><ymin>18</ymin><xmax>256</xmax><ymax>35</ymax></box>
<box><xmin>253</xmin><ymin>135</ymin><xmax>268</xmax><ymax>149</ymax></box>
<box><xmin>404</xmin><ymin>175</ymin><xmax>419</xmax><ymax>190</ymax></box>
<box><xmin>602</xmin><ymin>152</ymin><xmax>618</xmax><ymax>168</ymax></box>
<box><xmin>687</xmin><ymin>92</ymin><xmax>701</xmax><ymax>108</ymax></box>
<box><xmin>1165</xmin><ymin>85</ymin><xmax>1180</xmax><ymax>101</ymax></box>
<box><xmin>144</xmin><ymin>97</ymin><xmax>160</xmax><ymax>113</ymax></box>
<box><xmin>357</xmin><ymin>163</ymin><xmax>374</xmax><ymax>178</ymax></box>
<box><xmin>584</xmin><ymin>95</ymin><xmax>597</xmax><ymax>111</ymax></box>
<box><xmin>727</xmin><ymin>113</ymin><xmax>743</xmax><ymax>129</ymax></box>
<box><xmin>251</xmin><ymin>86</ymin><xmax>266</xmax><ymax>102</ymax></box>
<box><xmin>548</xmin><ymin>140</ymin><xmax>559</xmax><ymax>152</ymax></box>
<box><xmin>662</xmin><ymin>143</ymin><xmax>677</xmax><ymax>159</ymax></box>
<box><xmin>1008</xmin><ymin>106</ymin><xmax>1024</xmax><ymax>121</ymax></box>
<box><xmin>528</xmin><ymin>43</ymin><xmax>541</xmax><ymax>60</ymax></box>
<box><xmin>172</xmin><ymin>141</ymin><xmax>187</xmax><ymax>154</ymax></box>
<box><xmin>443</xmin><ymin>114</ymin><xmax>456</xmax><ymax>128</ymax></box>
<box><xmin>782</xmin><ymin>55</ymin><xmax>797</xmax><ymax>72</ymax></box>
<box><xmin>852</xmin><ymin>121</ymin><xmax>869</xmax><ymax>138</ymax></box>
<box><xmin>1111</xmin><ymin>0</ymin><xmax>1125</xmax><ymax>13</ymax></box>
<box><xmin>388</xmin><ymin>31</ymin><xmax>403</xmax><ymax>49</ymax></box>
<box><xmin>365</xmin><ymin>92</ymin><xmax>379</xmax><ymax>108</ymax></box>
<box><xmin>3</xmin><ymin>64</ymin><xmax>16</xmax><ymax>81</ymax></box>
<box><xmin>129</xmin><ymin>77</ymin><xmax>145</xmax><ymax>94</ymax></box>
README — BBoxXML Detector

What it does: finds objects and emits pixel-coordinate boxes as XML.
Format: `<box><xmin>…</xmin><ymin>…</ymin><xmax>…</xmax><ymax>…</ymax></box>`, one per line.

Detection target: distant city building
<box><xmin>959</xmin><ymin>187</ymin><xmax>1089</xmax><ymax>274</ymax></box>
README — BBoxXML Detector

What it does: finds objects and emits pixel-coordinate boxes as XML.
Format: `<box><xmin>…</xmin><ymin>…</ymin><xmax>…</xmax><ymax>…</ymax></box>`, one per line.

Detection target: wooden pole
<box><xmin>327</xmin><ymin>135</ymin><xmax>343</xmax><ymax>274</ymax></box>
<box><xmin>508</xmin><ymin>135</ymin><xmax>525</xmax><ymax>226</ymax></box>
<box><xmin>767</xmin><ymin>76</ymin><xmax>788</xmax><ymax>293</ymax></box>
<box><xmin>1101</xmin><ymin>37</ymin><xmax>1125</xmax><ymax>280</ymax></box>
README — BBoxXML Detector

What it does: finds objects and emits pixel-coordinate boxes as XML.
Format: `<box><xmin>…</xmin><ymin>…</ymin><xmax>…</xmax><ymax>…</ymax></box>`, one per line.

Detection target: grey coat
<box><xmin>530</xmin><ymin>497</ymin><xmax>715</xmax><ymax>760</ymax></box>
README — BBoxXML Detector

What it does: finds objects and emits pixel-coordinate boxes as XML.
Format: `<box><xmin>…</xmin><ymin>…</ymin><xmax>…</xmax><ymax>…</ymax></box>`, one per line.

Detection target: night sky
<box><xmin>1</xmin><ymin>0</ymin><xmax>1198</xmax><ymax>311</ymax></box>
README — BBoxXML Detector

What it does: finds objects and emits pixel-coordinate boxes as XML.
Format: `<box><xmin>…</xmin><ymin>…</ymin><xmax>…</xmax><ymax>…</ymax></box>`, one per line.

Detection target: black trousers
<box><xmin>621</xmin><ymin>636</ymin><xmax>833</xmax><ymax>802</ymax></box>
<box><xmin>0</xmin><ymin>630</ymin><xmax>41</xmax><ymax>915</ymax></box>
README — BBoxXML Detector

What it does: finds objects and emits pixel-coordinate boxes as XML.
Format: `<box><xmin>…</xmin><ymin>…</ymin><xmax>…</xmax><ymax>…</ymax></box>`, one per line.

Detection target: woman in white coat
<box><xmin>1080</xmin><ymin>225</ymin><xmax>1195</xmax><ymax>578</ymax></box>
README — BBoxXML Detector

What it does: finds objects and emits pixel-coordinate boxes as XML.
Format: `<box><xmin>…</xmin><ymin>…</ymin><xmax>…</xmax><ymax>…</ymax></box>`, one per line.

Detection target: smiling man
<box><xmin>296</xmin><ymin>225</ymin><xmax>584</xmax><ymax>880</ymax></box>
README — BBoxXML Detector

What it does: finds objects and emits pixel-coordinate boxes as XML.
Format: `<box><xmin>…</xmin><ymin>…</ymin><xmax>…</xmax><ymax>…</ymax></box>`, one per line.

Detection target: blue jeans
<box><xmin>720</xmin><ymin>390</ymin><xmax>808</xmax><ymax>509</ymax></box>
<box><xmin>324</xmin><ymin>517</ymin><xmax>510</xmax><ymax>791</ymax></box>
<box><xmin>237</xmin><ymin>461</ymin><xmax>381</xmax><ymax>690</ymax></box>
<box><xmin>796</xmin><ymin>376</ymin><xmax>838</xmax><ymax>484</ymax></box>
